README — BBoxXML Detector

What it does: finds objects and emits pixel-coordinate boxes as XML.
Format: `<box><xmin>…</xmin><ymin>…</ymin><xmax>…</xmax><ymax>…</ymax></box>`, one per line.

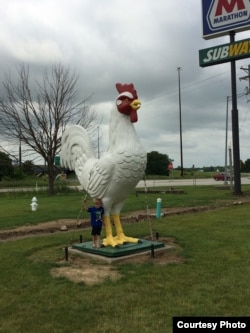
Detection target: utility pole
<box><xmin>177</xmin><ymin>67</ymin><xmax>183</xmax><ymax>176</ymax></box>
<box><xmin>239</xmin><ymin>65</ymin><xmax>250</xmax><ymax>96</ymax></box>
<box><xmin>224</xmin><ymin>92</ymin><xmax>247</xmax><ymax>187</ymax></box>
<box><xmin>229</xmin><ymin>31</ymin><xmax>241</xmax><ymax>195</ymax></box>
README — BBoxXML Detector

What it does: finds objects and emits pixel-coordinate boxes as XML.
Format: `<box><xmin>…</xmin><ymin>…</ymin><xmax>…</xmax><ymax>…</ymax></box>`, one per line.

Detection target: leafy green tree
<box><xmin>241</xmin><ymin>159</ymin><xmax>250</xmax><ymax>172</ymax></box>
<box><xmin>22</xmin><ymin>160</ymin><xmax>34</xmax><ymax>175</ymax></box>
<box><xmin>145</xmin><ymin>151</ymin><xmax>170</xmax><ymax>175</ymax></box>
<box><xmin>0</xmin><ymin>151</ymin><xmax>14</xmax><ymax>180</ymax></box>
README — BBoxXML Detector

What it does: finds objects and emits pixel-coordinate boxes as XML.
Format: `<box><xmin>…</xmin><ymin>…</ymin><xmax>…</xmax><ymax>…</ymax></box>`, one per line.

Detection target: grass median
<box><xmin>0</xmin><ymin>185</ymin><xmax>245</xmax><ymax>229</ymax></box>
<box><xmin>0</xmin><ymin>185</ymin><xmax>250</xmax><ymax>332</ymax></box>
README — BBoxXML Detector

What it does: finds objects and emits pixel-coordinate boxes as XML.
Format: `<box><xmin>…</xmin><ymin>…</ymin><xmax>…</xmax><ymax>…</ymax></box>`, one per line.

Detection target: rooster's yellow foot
<box><xmin>114</xmin><ymin>235</ymin><xmax>139</xmax><ymax>244</ymax></box>
<box><xmin>102</xmin><ymin>236</ymin><xmax>124</xmax><ymax>248</ymax></box>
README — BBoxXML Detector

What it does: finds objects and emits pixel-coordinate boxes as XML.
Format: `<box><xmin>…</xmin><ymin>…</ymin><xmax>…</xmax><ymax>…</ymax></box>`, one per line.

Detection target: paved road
<box><xmin>136</xmin><ymin>177</ymin><xmax>250</xmax><ymax>188</ymax></box>
<box><xmin>1</xmin><ymin>177</ymin><xmax>250</xmax><ymax>192</ymax></box>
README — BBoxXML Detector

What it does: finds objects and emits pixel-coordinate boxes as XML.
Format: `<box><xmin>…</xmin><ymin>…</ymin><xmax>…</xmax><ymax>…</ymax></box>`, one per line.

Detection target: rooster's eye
<box><xmin>116</xmin><ymin>96</ymin><xmax>130</xmax><ymax>107</ymax></box>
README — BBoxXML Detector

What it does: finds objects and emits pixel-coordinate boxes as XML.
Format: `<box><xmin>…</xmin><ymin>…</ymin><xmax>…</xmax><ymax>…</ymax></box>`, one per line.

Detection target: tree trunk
<box><xmin>47</xmin><ymin>160</ymin><xmax>55</xmax><ymax>195</ymax></box>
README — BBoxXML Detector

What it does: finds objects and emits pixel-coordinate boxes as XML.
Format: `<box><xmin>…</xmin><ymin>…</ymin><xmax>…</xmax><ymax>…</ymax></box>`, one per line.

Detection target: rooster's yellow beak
<box><xmin>130</xmin><ymin>99</ymin><xmax>141</xmax><ymax>110</ymax></box>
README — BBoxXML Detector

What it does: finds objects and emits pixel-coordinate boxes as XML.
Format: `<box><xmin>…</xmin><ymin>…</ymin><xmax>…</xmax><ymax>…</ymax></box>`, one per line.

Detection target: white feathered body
<box><xmin>61</xmin><ymin>107</ymin><xmax>146</xmax><ymax>216</ymax></box>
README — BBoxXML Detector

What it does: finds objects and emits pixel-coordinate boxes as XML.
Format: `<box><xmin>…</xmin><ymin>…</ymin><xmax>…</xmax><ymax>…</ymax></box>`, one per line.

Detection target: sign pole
<box><xmin>229</xmin><ymin>31</ymin><xmax>241</xmax><ymax>195</ymax></box>
<box><xmin>177</xmin><ymin>67</ymin><xmax>184</xmax><ymax>177</ymax></box>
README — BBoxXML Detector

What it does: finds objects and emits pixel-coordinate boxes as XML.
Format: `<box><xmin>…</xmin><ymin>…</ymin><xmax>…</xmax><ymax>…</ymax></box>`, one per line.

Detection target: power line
<box><xmin>145</xmin><ymin>70</ymin><xmax>231</xmax><ymax>106</ymax></box>
<box><xmin>181</xmin><ymin>70</ymin><xmax>229</xmax><ymax>91</ymax></box>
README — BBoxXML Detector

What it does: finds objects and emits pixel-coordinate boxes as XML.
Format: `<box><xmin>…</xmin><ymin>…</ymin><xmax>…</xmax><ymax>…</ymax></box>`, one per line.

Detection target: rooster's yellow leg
<box><xmin>102</xmin><ymin>216</ymin><xmax>122</xmax><ymax>247</ymax></box>
<box><xmin>113</xmin><ymin>214</ymin><xmax>139</xmax><ymax>244</ymax></box>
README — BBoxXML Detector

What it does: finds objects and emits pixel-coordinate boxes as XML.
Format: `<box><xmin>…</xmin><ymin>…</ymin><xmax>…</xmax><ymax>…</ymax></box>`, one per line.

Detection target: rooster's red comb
<box><xmin>115</xmin><ymin>83</ymin><xmax>138</xmax><ymax>99</ymax></box>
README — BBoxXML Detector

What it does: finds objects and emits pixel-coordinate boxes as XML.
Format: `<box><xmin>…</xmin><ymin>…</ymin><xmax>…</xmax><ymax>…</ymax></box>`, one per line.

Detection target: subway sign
<box><xmin>202</xmin><ymin>0</ymin><xmax>250</xmax><ymax>40</ymax></box>
<box><xmin>199</xmin><ymin>38</ymin><xmax>250</xmax><ymax>66</ymax></box>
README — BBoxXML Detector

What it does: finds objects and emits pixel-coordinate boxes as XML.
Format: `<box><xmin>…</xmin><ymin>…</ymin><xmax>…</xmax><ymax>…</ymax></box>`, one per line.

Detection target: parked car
<box><xmin>213</xmin><ymin>173</ymin><xmax>232</xmax><ymax>181</ymax></box>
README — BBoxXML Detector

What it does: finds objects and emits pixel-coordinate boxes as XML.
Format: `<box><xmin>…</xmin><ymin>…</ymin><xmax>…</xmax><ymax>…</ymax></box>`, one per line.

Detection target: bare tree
<box><xmin>0</xmin><ymin>63</ymin><xmax>99</xmax><ymax>194</ymax></box>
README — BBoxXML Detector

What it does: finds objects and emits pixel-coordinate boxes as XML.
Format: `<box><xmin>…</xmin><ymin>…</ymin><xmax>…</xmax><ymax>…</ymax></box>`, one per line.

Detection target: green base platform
<box><xmin>72</xmin><ymin>239</ymin><xmax>165</xmax><ymax>258</ymax></box>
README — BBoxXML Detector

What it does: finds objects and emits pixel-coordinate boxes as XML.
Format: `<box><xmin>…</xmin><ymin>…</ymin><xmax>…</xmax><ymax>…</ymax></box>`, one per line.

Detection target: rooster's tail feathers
<box><xmin>61</xmin><ymin>125</ymin><xmax>95</xmax><ymax>171</ymax></box>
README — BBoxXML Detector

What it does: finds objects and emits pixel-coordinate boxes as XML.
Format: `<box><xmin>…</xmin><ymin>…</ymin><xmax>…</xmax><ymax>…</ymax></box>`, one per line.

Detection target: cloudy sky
<box><xmin>0</xmin><ymin>0</ymin><xmax>250</xmax><ymax>168</ymax></box>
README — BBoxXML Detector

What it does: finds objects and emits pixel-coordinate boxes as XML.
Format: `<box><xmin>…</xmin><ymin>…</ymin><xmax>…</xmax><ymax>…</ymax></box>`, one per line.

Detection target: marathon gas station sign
<box><xmin>202</xmin><ymin>0</ymin><xmax>250</xmax><ymax>40</ymax></box>
<box><xmin>200</xmin><ymin>0</ymin><xmax>250</xmax><ymax>66</ymax></box>
<box><xmin>199</xmin><ymin>38</ymin><xmax>250</xmax><ymax>66</ymax></box>
<box><xmin>200</xmin><ymin>0</ymin><xmax>250</xmax><ymax>194</ymax></box>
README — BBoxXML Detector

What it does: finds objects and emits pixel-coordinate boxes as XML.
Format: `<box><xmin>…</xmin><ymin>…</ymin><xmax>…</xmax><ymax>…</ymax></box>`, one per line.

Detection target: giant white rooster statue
<box><xmin>61</xmin><ymin>83</ymin><xmax>147</xmax><ymax>247</ymax></box>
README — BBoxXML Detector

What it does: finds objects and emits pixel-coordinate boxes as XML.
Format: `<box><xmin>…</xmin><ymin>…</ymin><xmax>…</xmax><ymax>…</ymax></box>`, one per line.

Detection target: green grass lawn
<box><xmin>0</xmin><ymin>186</ymin><xmax>250</xmax><ymax>332</ymax></box>
<box><xmin>0</xmin><ymin>185</ymin><xmax>247</xmax><ymax>230</ymax></box>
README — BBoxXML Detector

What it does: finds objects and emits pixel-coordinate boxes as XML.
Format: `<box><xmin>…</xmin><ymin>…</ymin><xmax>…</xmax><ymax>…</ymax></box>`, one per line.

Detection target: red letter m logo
<box><xmin>215</xmin><ymin>0</ymin><xmax>245</xmax><ymax>16</ymax></box>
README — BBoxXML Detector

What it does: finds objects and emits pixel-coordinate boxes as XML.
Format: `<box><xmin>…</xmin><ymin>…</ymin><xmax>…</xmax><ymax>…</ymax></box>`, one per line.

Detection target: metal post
<box><xmin>224</xmin><ymin>96</ymin><xmax>229</xmax><ymax>184</ymax></box>
<box><xmin>177</xmin><ymin>67</ymin><xmax>183</xmax><ymax>176</ymax></box>
<box><xmin>229</xmin><ymin>31</ymin><xmax>241</xmax><ymax>194</ymax></box>
<box><xmin>151</xmin><ymin>244</ymin><xmax>155</xmax><ymax>258</ymax></box>
<box><xmin>65</xmin><ymin>247</ymin><xmax>69</xmax><ymax>261</ymax></box>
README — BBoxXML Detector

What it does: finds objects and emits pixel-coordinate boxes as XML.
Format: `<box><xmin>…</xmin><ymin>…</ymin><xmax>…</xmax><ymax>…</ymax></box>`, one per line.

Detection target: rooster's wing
<box><xmin>80</xmin><ymin>154</ymin><xmax>114</xmax><ymax>198</ymax></box>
